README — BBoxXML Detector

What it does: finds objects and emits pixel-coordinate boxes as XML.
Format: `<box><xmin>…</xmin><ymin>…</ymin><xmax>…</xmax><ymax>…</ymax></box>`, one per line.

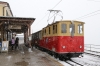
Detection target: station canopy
<box><xmin>0</xmin><ymin>16</ymin><xmax>35</xmax><ymax>33</ymax></box>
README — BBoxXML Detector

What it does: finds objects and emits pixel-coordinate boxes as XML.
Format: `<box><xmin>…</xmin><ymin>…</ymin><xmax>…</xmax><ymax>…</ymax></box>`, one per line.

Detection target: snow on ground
<box><xmin>85</xmin><ymin>50</ymin><xmax>100</xmax><ymax>55</ymax></box>
<box><xmin>58</xmin><ymin>61</ymin><xmax>70</xmax><ymax>66</ymax></box>
<box><xmin>45</xmin><ymin>52</ymin><xmax>100</xmax><ymax>66</ymax></box>
<box><xmin>45</xmin><ymin>54</ymin><xmax>71</xmax><ymax>66</ymax></box>
<box><xmin>72</xmin><ymin>53</ymin><xmax>100</xmax><ymax>66</ymax></box>
<box><xmin>27</xmin><ymin>47</ymin><xmax>100</xmax><ymax>66</ymax></box>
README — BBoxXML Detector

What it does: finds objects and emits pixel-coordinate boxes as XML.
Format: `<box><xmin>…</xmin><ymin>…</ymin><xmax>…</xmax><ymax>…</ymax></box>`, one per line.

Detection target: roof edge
<box><xmin>0</xmin><ymin>1</ymin><xmax>13</xmax><ymax>16</ymax></box>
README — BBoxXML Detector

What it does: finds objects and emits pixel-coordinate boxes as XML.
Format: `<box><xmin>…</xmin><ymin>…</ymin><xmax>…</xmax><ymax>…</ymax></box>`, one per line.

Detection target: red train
<box><xmin>31</xmin><ymin>20</ymin><xmax>84</xmax><ymax>60</ymax></box>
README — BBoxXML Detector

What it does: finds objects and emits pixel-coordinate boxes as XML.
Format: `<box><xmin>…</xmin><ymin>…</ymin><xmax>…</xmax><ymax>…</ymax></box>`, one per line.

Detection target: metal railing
<box><xmin>85</xmin><ymin>44</ymin><xmax>100</xmax><ymax>52</ymax></box>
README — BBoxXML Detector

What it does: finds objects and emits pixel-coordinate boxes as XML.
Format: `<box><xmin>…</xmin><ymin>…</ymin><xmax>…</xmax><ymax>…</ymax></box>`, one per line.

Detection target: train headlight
<box><xmin>62</xmin><ymin>46</ymin><xmax>66</xmax><ymax>49</ymax></box>
<box><xmin>80</xmin><ymin>45</ymin><xmax>82</xmax><ymax>48</ymax></box>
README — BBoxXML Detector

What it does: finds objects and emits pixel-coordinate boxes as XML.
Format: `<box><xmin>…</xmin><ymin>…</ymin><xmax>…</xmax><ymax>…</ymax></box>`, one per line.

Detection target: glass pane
<box><xmin>69</xmin><ymin>24</ymin><xmax>75</xmax><ymax>33</ymax></box>
<box><xmin>53</xmin><ymin>25</ymin><xmax>57</xmax><ymax>34</ymax></box>
<box><xmin>56</xmin><ymin>25</ymin><xmax>57</xmax><ymax>33</ymax></box>
<box><xmin>70</xmin><ymin>27</ymin><xmax>72</xmax><ymax>33</ymax></box>
<box><xmin>53</xmin><ymin>25</ymin><xmax>55</xmax><ymax>34</ymax></box>
<box><xmin>49</xmin><ymin>27</ymin><xmax>50</xmax><ymax>34</ymax></box>
<box><xmin>78</xmin><ymin>24</ymin><xmax>83</xmax><ymax>34</ymax></box>
<box><xmin>61</xmin><ymin>24</ymin><xmax>67</xmax><ymax>33</ymax></box>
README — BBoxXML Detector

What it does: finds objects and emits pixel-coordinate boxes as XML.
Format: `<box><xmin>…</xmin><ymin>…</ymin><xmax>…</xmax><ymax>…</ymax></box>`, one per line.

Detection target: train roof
<box><xmin>56</xmin><ymin>20</ymin><xmax>85</xmax><ymax>23</ymax></box>
<box><xmin>32</xmin><ymin>20</ymin><xmax>85</xmax><ymax>34</ymax></box>
<box><xmin>44</xmin><ymin>20</ymin><xmax>85</xmax><ymax>28</ymax></box>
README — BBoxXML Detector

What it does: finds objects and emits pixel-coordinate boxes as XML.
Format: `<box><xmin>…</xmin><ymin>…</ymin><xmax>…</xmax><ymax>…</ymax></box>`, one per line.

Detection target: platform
<box><xmin>0</xmin><ymin>44</ymin><xmax>63</xmax><ymax>66</ymax></box>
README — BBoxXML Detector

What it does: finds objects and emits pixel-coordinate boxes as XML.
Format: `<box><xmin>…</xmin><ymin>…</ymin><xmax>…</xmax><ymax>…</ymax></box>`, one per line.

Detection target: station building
<box><xmin>0</xmin><ymin>1</ymin><xmax>35</xmax><ymax>43</ymax></box>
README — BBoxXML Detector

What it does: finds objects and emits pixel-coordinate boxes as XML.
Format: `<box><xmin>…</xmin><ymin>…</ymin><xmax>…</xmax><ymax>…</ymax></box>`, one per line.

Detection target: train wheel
<box><xmin>63</xmin><ymin>57</ymin><xmax>66</xmax><ymax>61</ymax></box>
<box><xmin>64</xmin><ymin>57</ymin><xmax>70</xmax><ymax>61</ymax></box>
<box><xmin>54</xmin><ymin>53</ymin><xmax>58</xmax><ymax>59</ymax></box>
<box><xmin>51</xmin><ymin>53</ymin><xmax>53</xmax><ymax>56</ymax></box>
<box><xmin>59</xmin><ymin>55</ymin><xmax>63</xmax><ymax>61</ymax></box>
<box><xmin>54</xmin><ymin>54</ymin><xmax>57</xmax><ymax>58</ymax></box>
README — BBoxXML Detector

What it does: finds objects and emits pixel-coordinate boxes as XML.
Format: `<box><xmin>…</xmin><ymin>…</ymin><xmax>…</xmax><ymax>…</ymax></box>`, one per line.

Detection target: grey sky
<box><xmin>2</xmin><ymin>0</ymin><xmax>100</xmax><ymax>45</ymax></box>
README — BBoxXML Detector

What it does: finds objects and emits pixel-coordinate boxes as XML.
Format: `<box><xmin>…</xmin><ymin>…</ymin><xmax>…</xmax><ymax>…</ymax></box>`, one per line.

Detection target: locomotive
<box><xmin>31</xmin><ymin>20</ymin><xmax>84</xmax><ymax>60</ymax></box>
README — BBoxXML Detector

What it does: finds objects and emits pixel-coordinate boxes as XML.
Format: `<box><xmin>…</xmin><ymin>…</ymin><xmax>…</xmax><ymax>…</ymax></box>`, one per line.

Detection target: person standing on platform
<box><xmin>11</xmin><ymin>37</ymin><xmax>15</xmax><ymax>50</ymax></box>
<box><xmin>15</xmin><ymin>37</ymin><xmax>19</xmax><ymax>50</ymax></box>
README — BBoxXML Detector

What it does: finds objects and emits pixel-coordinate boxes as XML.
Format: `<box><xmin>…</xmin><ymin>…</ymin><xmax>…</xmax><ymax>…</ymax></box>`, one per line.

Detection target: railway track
<box><xmin>37</xmin><ymin>49</ymin><xmax>84</xmax><ymax>66</ymax></box>
<box><xmin>66</xmin><ymin>59</ymin><xmax>84</xmax><ymax>66</ymax></box>
<box><xmin>84</xmin><ymin>52</ymin><xmax>100</xmax><ymax>57</ymax></box>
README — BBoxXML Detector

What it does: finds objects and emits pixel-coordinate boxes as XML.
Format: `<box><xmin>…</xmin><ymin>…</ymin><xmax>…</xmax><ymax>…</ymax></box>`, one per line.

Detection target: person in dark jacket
<box><xmin>15</xmin><ymin>37</ymin><xmax>19</xmax><ymax>50</ymax></box>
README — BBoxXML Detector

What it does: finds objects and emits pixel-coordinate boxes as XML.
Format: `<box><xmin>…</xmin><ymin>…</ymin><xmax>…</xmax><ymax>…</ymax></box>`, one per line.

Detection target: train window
<box><xmin>42</xmin><ymin>31</ymin><xmax>43</xmax><ymax>36</ymax></box>
<box><xmin>78</xmin><ymin>24</ymin><xmax>83</xmax><ymax>34</ymax></box>
<box><xmin>49</xmin><ymin>27</ymin><xmax>50</xmax><ymax>34</ymax></box>
<box><xmin>53</xmin><ymin>25</ymin><xmax>55</xmax><ymax>34</ymax></box>
<box><xmin>61</xmin><ymin>24</ymin><xmax>67</xmax><ymax>33</ymax></box>
<box><xmin>69</xmin><ymin>24</ymin><xmax>75</xmax><ymax>33</ymax></box>
<box><xmin>33</xmin><ymin>35</ymin><xmax>35</xmax><ymax>38</ymax></box>
<box><xmin>53</xmin><ymin>25</ymin><xmax>57</xmax><ymax>34</ymax></box>
<box><xmin>45</xmin><ymin>29</ymin><xmax>46</xmax><ymax>35</ymax></box>
<box><xmin>56</xmin><ymin>25</ymin><xmax>57</xmax><ymax>33</ymax></box>
<box><xmin>43</xmin><ymin>29</ymin><xmax>45</xmax><ymax>35</ymax></box>
<box><xmin>39</xmin><ymin>32</ymin><xmax>41</xmax><ymax>39</ymax></box>
<box><xmin>37</xmin><ymin>33</ymin><xmax>38</xmax><ymax>38</ymax></box>
<box><xmin>69</xmin><ymin>24</ymin><xmax>75</xmax><ymax>37</ymax></box>
<box><xmin>34</xmin><ymin>35</ymin><xmax>36</xmax><ymax>39</ymax></box>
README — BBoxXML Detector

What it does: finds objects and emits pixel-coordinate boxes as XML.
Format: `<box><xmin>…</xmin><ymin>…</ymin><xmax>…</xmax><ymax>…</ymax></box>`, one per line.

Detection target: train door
<box><xmin>57</xmin><ymin>22</ymin><xmax>69</xmax><ymax>52</ymax></box>
<box><xmin>66</xmin><ymin>21</ymin><xmax>75</xmax><ymax>52</ymax></box>
<box><xmin>76</xmin><ymin>22</ymin><xmax>84</xmax><ymax>52</ymax></box>
<box><xmin>69</xmin><ymin>21</ymin><xmax>84</xmax><ymax>52</ymax></box>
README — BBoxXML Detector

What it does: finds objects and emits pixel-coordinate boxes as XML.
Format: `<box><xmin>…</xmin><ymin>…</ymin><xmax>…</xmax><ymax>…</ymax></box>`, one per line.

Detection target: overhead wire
<box><xmin>87</xmin><ymin>0</ymin><xmax>100</xmax><ymax>2</ymax></box>
<box><xmin>77</xmin><ymin>12</ymin><xmax>100</xmax><ymax>20</ymax></box>
<box><xmin>47</xmin><ymin>11</ymin><xmax>63</xmax><ymax>22</ymax></box>
<box><xmin>75</xmin><ymin>10</ymin><xmax>100</xmax><ymax>20</ymax></box>
<box><xmin>74</xmin><ymin>0</ymin><xmax>100</xmax><ymax>20</ymax></box>
<box><xmin>32</xmin><ymin>0</ymin><xmax>100</xmax><ymax>33</ymax></box>
<box><xmin>33</xmin><ymin>0</ymin><xmax>100</xmax><ymax>30</ymax></box>
<box><xmin>51</xmin><ymin>0</ymin><xmax>62</xmax><ymax>9</ymax></box>
<box><xmin>33</xmin><ymin>0</ymin><xmax>62</xmax><ymax>28</ymax></box>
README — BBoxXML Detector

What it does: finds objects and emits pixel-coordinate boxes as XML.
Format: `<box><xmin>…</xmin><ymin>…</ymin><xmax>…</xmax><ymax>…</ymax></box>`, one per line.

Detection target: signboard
<box><xmin>8</xmin><ymin>25</ymin><xmax>21</xmax><ymax>29</ymax></box>
<box><xmin>1</xmin><ymin>41</ymin><xmax>9</xmax><ymax>52</ymax></box>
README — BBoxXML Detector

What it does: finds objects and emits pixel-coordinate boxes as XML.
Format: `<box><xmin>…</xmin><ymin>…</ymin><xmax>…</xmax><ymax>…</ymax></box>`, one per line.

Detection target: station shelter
<box><xmin>0</xmin><ymin>1</ymin><xmax>35</xmax><ymax>45</ymax></box>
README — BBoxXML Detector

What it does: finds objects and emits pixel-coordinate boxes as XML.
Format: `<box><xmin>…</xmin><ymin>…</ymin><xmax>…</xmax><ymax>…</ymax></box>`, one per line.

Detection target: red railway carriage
<box><xmin>31</xmin><ymin>20</ymin><xmax>84</xmax><ymax>59</ymax></box>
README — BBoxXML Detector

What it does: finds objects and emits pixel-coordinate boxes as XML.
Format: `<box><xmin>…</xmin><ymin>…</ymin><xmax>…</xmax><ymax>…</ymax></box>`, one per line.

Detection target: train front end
<box><xmin>57</xmin><ymin>20</ymin><xmax>84</xmax><ymax>58</ymax></box>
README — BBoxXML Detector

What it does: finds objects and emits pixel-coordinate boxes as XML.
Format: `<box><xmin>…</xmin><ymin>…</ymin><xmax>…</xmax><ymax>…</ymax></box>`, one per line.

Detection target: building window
<box><xmin>61</xmin><ymin>24</ymin><xmax>67</xmax><ymax>33</ymax></box>
<box><xmin>6</xmin><ymin>10</ymin><xmax>9</xmax><ymax>16</ymax></box>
